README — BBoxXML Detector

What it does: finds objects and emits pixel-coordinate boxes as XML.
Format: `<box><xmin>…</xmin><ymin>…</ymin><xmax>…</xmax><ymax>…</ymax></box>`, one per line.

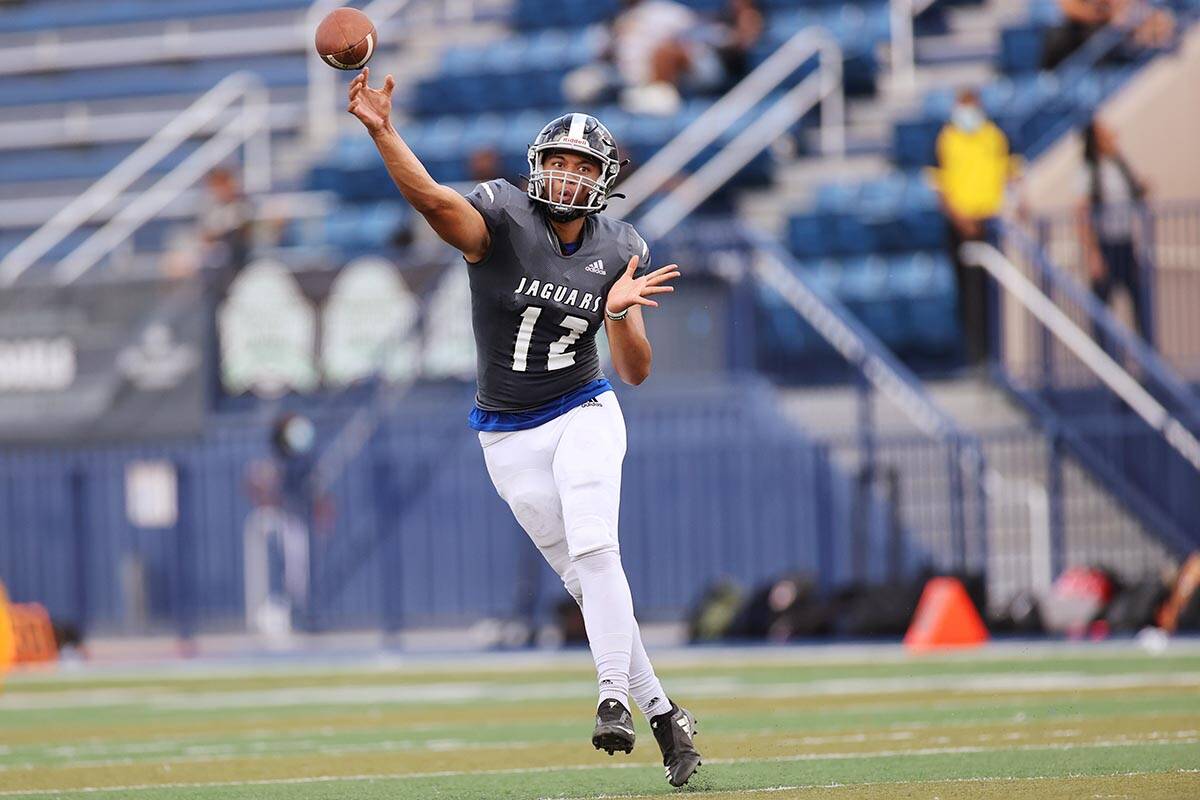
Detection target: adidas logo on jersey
<box><xmin>581</xmin><ymin>398</ymin><xmax>603</xmax><ymax>408</ymax></box>
<box><xmin>585</xmin><ymin>259</ymin><xmax>606</xmax><ymax>275</ymax></box>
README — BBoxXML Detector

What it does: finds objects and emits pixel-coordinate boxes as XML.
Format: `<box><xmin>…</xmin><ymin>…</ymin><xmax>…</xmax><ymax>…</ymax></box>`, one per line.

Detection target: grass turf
<box><xmin>1</xmin><ymin>643</ymin><xmax>1197</xmax><ymax>799</ymax></box>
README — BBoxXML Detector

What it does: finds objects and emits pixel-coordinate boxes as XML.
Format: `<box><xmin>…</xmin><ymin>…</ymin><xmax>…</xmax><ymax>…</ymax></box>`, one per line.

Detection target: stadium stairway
<box><xmin>739</xmin><ymin>1</ymin><xmax>1195</xmax><ymax>600</ymax></box>
<box><xmin>737</xmin><ymin>0</ymin><xmax>1194</xmax><ymax>365</ymax></box>
<box><xmin>776</xmin><ymin>377</ymin><xmax>1175</xmax><ymax>610</ymax></box>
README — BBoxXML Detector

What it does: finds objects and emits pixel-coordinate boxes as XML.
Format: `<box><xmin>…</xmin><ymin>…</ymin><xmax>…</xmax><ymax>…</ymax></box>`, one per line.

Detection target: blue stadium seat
<box><xmin>0</xmin><ymin>55</ymin><xmax>307</xmax><ymax>107</ymax></box>
<box><xmin>0</xmin><ymin>0</ymin><xmax>312</xmax><ymax>33</ymax></box>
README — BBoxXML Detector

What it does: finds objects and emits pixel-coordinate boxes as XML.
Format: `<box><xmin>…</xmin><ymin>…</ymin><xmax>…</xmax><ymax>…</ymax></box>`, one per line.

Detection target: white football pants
<box><xmin>479</xmin><ymin>391</ymin><xmax>670</xmax><ymax>718</ymax></box>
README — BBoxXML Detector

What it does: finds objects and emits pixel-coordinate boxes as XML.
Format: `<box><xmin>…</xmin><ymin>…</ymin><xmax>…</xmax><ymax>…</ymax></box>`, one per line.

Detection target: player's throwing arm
<box><xmin>347</xmin><ymin>68</ymin><xmax>490</xmax><ymax>263</ymax></box>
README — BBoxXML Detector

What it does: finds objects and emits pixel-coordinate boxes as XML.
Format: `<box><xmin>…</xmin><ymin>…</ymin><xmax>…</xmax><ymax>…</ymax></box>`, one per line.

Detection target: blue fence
<box><xmin>0</xmin><ymin>381</ymin><xmax>930</xmax><ymax>637</ymax></box>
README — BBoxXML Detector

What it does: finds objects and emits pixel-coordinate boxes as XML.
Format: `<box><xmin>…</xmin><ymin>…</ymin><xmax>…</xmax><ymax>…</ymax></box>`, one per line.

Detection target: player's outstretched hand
<box><xmin>605</xmin><ymin>255</ymin><xmax>680</xmax><ymax>316</ymax></box>
<box><xmin>347</xmin><ymin>67</ymin><xmax>395</xmax><ymax>135</ymax></box>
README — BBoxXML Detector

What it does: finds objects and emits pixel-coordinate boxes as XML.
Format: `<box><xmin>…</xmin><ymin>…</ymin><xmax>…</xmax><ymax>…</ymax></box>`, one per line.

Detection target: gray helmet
<box><xmin>527</xmin><ymin>113</ymin><xmax>621</xmax><ymax>221</ymax></box>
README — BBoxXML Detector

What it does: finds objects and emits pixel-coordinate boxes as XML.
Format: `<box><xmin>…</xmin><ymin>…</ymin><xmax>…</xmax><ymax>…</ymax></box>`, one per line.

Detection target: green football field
<box><xmin>1</xmin><ymin>642</ymin><xmax>1198</xmax><ymax>799</ymax></box>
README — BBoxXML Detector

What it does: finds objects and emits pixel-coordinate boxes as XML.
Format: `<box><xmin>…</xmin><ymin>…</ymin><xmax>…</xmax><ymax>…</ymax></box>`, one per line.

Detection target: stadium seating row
<box><xmin>309</xmin><ymin>101</ymin><xmax>776</xmax><ymax>194</ymax></box>
<box><xmin>756</xmin><ymin>250</ymin><xmax>960</xmax><ymax>358</ymax></box>
<box><xmin>0</xmin><ymin>0</ymin><xmax>311</xmax><ymax>32</ymax></box>
<box><xmin>788</xmin><ymin>174</ymin><xmax>945</xmax><ymax>258</ymax></box>
<box><xmin>0</xmin><ymin>54</ymin><xmax>307</xmax><ymax>108</ymax></box>
<box><xmin>413</xmin><ymin>3</ymin><xmax>903</xmax><ymax>115</ymax></box>
<box><xmin>891</xmin><ymin>67</ymin><xmax>1133</xmax><ymax>166</ymax></box>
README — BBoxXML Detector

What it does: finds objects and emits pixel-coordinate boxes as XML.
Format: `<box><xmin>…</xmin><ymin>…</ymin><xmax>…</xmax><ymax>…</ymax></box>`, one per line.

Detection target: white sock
<box><xmin>629</xmin><ymin>619</ymin><xmax>673</xmax><ymax>720</ymax></box>
<box><xmin>573</xmin><ymin>549</ymin><xmax>634</xmax><ymax>706</ymax></box>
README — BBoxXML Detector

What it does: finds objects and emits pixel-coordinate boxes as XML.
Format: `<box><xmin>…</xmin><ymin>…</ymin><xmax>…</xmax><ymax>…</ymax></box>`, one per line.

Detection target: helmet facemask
<box><xmin>528</xmin><ymin>146</ymin><xmax>615</xmax><ymax>221</ymax></box>
<box><xmin>526</xmin><ymin>114</ymin><xmax>621</xmax><ymax>222</ymax></box>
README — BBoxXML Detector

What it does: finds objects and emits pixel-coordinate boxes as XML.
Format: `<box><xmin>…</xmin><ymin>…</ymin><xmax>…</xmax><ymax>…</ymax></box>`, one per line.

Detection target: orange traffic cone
<box><xmin>0</xmin><ymin>582</ymin><xmax>16</xmax><ymax>680</ymax></box>
<box><xmin>904</xmin><ymin>577</ymin><xmax>989</xmax><ymax>652</ymax></box>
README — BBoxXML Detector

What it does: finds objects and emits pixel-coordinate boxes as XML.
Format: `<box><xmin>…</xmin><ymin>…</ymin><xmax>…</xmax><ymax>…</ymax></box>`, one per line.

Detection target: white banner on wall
<box><xmin>218</xmin><ymin>260</ymin><xmax>319</xmax><ymax>397</ymax></box>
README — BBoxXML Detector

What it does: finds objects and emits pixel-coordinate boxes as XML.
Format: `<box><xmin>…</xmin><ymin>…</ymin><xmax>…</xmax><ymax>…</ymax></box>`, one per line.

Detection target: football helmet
<box><xmin>527</xmin><ymin>113</ymin><xmax>621</xmax><ymax>221</ymax></box>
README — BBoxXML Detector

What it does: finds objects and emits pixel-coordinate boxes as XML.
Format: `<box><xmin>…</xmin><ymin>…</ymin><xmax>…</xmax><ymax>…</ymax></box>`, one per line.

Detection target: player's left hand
<box><xmin>605</xmin><ymin>255</ymin><xmax>680</xmax><ymax>316</ymax></box>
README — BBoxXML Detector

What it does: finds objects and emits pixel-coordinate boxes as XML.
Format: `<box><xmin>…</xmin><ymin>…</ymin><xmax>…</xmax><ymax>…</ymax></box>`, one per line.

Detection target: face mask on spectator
<box><xmin>952</xmin><ymin>104</ymin><xmax>984</xmax><ymax>133</ymax></box>
<box><xmin>283</xmin><ymin>417</ymin><xmax>315</xmax><ymax>455</ymax></box>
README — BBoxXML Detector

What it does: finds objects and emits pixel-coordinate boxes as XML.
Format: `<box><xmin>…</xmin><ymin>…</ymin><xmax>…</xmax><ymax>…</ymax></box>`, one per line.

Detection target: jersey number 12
<box><xmin>512</xmin><ymin>306</ymin><xmax>588</xmax><ymax>372</ymax></box>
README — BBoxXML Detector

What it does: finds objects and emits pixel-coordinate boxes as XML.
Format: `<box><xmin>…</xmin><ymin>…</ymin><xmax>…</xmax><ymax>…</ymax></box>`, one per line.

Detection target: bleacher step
<box><xmin>913</xmin><ymin>34</ymin><xmax>998</xmax><ymax>66</ymax></box>
<box><xmin>735</xmin><ymin>153</ymin><xmax>892</xmax><ymax>234</ymax></box>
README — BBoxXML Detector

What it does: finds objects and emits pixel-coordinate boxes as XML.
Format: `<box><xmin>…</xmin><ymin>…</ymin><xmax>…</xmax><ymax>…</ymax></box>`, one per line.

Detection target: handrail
<box><xmin>1003</xmin><ymin>221</ymin><xmax>1200</xmax><ymax>433</ymax></box>
<box><xmin>637</xmin><ymin>64</ymin><xmax>839</xmax><ymax>241</ymax></box>
<box><xmin>963</xmin><ymin>241</ymin><xmax>1200</xmax><ymax>472</ymax></box>
<box><xmin>612</xmin><ymin>27</ymin><xmax>844</xmax><ymax>219</ymax></box>
<box><xmin>0</xmin><ymin>71</ymin><xmax>269</xmax><ymax>287</ymax></box>
<box><xmin>1016</xmin><ymin>8</ymin><xmax>1194</xmax><ymax>159</ymax></box>
<box><xmin>748</xmin><ymin>229</ymin><xmax>971</xmax><ymax>444</ymax></box>
<box><xmin>750</xmin><ymin>229</ymin><xmax>987</xmax><ymax>565</ymax></box>
<box><xmin>889</xmin><ymin>0</ymin><xmax>939</xmax><ymax>95</ymax></box>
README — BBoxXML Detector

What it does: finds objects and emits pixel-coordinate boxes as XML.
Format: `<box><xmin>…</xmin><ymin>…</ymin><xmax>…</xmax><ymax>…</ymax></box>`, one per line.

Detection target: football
<box><xmin>314</xmin><ymin>7</ymin><xmax>377</xmax><ymax>71</ymax></box>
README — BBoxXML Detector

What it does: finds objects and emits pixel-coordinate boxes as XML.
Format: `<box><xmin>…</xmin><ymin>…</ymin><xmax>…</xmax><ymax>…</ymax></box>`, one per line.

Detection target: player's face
<box><xmin>543</xmin><ymin>151</ymin><xmax>602</xmax><ymax>207</ymax></box>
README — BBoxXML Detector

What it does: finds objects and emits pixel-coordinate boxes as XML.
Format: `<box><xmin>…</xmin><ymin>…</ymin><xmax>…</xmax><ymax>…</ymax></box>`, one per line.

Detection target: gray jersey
<box><xmin>464</xmin><ymin>179</ymin><xmax>650</xmax><ymax>412</ymax></box>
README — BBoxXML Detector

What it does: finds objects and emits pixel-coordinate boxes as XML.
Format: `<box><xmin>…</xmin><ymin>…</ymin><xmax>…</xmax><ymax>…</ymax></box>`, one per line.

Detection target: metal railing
<box><xmin>636</xmin><ymin>58</ymin><xmax>844</xmax><ymax>241</ymax></box>
<box><xmin>965</xmin><ymin>241</ymin><xmax>1200</xmax><ymax>472</ymax></box>
<box><xmin>612</xmin><ymin>27</ymin><xmax>844</xmax><ymax>221</ymax></box>
<box><xmin>0</xmin><ymin>72</ymin><xmax>270</xmax><ymax>287</ymax></box>
<box><xmin>889</xmin><ymin>0</ymin><xmax>939</xmax><ymax>95</ymax></box>
<box><xmin>1014</xmin><ymin>7</ymin><xmax>1195</xmax><ymax>160</ymax></box>
<box><xmin>748</xmin><ymin>230</ymin><xmax>989</xmax><ymax>575</ymax></box>
<box><xmin>1033</xmin><ymin>201</ymin><xmax>1200</xmax><ymax>381</ymax></box>
<box><xmin>964</xmin><ymin>240</ymin><xmax>1200</xmax><ymax>554</ymax></box>
<box><xmin>1005</xmin><ymin>221</ymin><xmax>1200</xmax><ymax>433</ymax></box>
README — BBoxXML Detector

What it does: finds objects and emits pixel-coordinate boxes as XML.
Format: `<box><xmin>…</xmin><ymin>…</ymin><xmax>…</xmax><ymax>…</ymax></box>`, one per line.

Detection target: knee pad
<box><xmin>566</xmin><ymin>519</ymin><xmax>618</xmax><ymax>560</ymax></box>
<box><xmin>501</xmin><ymin>474</ymin><xmax>563</xmax><ymax>550</ymax></box>
<box><xmin>557</xmin><ymin>469</ymin><xmax>620</xmax><ymax>560</ymax></box>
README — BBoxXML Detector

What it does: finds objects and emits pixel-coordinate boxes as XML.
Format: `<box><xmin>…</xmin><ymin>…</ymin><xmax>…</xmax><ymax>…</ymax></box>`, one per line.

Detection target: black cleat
<box><xmin>592</xmin><ymin>698</ymin><xmax>636</xmax><ymax>755</ymax></box>
<box><xmin>651</xmin><ymin>701</ymin><xmax>701</xmax><ymax>787</ymax></box>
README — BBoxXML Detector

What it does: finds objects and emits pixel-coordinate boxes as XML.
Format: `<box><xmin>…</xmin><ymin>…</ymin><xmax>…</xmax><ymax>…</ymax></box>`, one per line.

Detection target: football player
<box><xmin>348</xmin><ymin>69</ymin><xmax>700</xmax><ymax>787</ymax></box>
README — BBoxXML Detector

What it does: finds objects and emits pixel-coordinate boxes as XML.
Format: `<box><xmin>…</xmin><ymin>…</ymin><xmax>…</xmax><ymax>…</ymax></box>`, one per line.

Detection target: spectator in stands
<box><xmin>714</xmin><ymin>0</ymin><xmax>764</xmax><ymax>86</ymax></box>
<box><xmin>197</xmin><ymin>167</ymin><xmax>254</xmax><ymax>288</ymax></box>
<box><xmin>1041</xmin><ymin>0</ymin><xmax>1175</xmax><ymax>70</ymax></box>
<box><xmin>932</xmin><ymin>89</ymin><xmax>1019</xmax><ymax>367</ymax></box>
<box><xmin>564</xmin><ymin>0</ymin><xmax>758</xmax><ymax>115</ymax></box>
<box><xmin>467</xmin><ymin>145</ymin><xmax>524</xmax><ymax>191</ymax></box>
<box><xmin>1078</xmin><ymin>117</ymin><xmax>1153</xmax><ymax>345</ymax></box>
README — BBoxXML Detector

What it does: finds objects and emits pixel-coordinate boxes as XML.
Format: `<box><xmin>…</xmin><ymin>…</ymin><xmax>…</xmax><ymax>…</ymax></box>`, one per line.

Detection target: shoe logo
<box><xmin>677</xmin><ymin>716</ymin><xmax>692</xmax><ymax>737</ymax></box>
<box><xmin>586</xmin><ymin>259</ymin><xmax>606</xmax><ymax>275</ymax></box>
<box><xmin>608</xmin><ymin>700</ymin><xmax>618</xmax><ymax>709</ymax></box>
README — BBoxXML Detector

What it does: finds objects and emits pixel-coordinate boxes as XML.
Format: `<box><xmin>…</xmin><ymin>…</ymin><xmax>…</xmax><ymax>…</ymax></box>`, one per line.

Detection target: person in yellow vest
<box><xmin>933</xmin><ymin>88</ymin><xmax>1020</xmax><ymax>367</ymax></box>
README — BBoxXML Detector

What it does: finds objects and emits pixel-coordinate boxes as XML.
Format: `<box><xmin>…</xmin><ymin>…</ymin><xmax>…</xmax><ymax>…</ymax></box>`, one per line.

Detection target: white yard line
<box><xmin>3</xmin><ymin>716</ymin><xmax>1196</xmax><ymax>771</ymax></box>
<box><xmin>0</xmin><ymin>736</ymin><xmax>1196</xmax><ymax>797</ymax></box>
<box><xmin>6</xmin><ymin>671</ymin><xmax>1200</xmax><ymax>712</ymax></box>
<box><xmin>9</xmin><ymin>639</ymin><xmax>1200</xmax><ymax>688</ymax></box>
<box><xmin>540</xmin><ymin>768</ymin><xmax>1200</xmax><ymax>800</ymax></box>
